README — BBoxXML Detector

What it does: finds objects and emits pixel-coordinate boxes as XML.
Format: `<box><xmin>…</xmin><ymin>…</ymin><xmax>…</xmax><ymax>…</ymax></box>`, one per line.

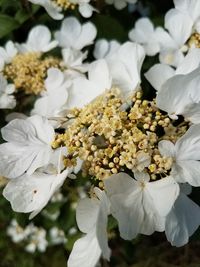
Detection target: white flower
<box><xmin>49</xmin><ymin>227</ymin><xmax>67</xmax><ymax>245</ymax></box>
<box><xmin>29</xmin><ymin>0</ymin><xmax>95</xmax><ymax>19</ymax></box>
<box><xmin>0</xmin><ymin>115</ymin><xmax>55</xmax><ymax>179</ymax></box>
<box><xmin>156</xmin><ymin>67</ymin><xmax>200</xmax><ymax>122</ymax></box>
<box><xmin>105</xmin><ymin>0</ymin><xmax>137</xmax><ymax>10</ymax></box>
<box><xmin>129</xmin><ymin>17</ymin><xmax>160</xmax><ymax>56</ymax></box>
<box><xmin>165</xmin><ymin>185</ymin><xmax>200</xmax><ymax>247</ymax></box>
<box><xmin>55</xmin><ymin>17</ymin><xmax>97</xmax><ymax>50</ymax></box>
<box><xmin>0</xmin><ymin>41</ymin><xmax>17</xmax><ymax>71</ymax></box>
<box><xmin>106</xmin><ymin>42</ymin><xmax>145</xmax><ymax>95</ymax></box>
<box><xmin>68</xmin><ymin>188</ymin><xmax>110</xmax><ymax>267</ymax></box>
<box><xmin>18</xmin><ymin>25</ymin><xmax>58</xmax><ymax>53</ymax></box>
<box><xmin>3</xmin><ymin>169</ymin><xmax>69</xmax><ymax>219</ymax></box>
<box><xmin>71</xmin><ymin>0</ymin><xmax>96</xmax><ymax>18</ymax></box>
<box><xmin>7</xmin><ymin>219</ymin><xmax>27</xmax><ymax>243</ymax></box>
<box><xmin>93</xmin><ymin>39</ymin><xmax>120</xmax><ymax>59</ymax></box>
<box><xmin>28</xmin><ymin>0</ymin><xmax>64</xmax><ymax>20</ymax></box>
<box><xmin>32</xmin><ymin>68</ymin><xmax>71</xmax><ymax>117</ymax></box>
<box><xmin>104</xmin><ymin>172</ymin><xmax>179</xmax><ymax>240</ymax></box>
<box><xmin>145</xmin><ymin>48</ymin><xmax>200</xmax><ymax>91</ymax></box>
<box><xmin>62</xmin><ymin>48</ymin><xmax>88</xmax><ymax>73</ymax></box>
<box><xmin>156</xmin><ymin>8</ymin><xmax>193</xmax><ymax>66</ymax></box>
<box><xmin>25</xmin><ymin>228</ymin><xmax>48</xmax><ymax>253</ymax></box>
<box><xmin>0</xmin><ymin>74</ymin><xmax>16</xmax><ymax>109</ymax></box>
<box><xmin>158</xmin><ymin>124</ymin><xmax>200</xmax><ymax>187</ymax></box>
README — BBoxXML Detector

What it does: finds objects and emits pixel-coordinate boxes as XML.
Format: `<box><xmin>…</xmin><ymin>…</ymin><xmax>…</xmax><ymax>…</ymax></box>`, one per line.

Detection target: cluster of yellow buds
<box><xmin>4</xmin><ymin>52</ymin><xmax>61</xmax><ymax>95</ymax></box>
<box><xmin>52</xmin><ymin>88</ymin><xmax>188</xmax><ymax>181</ymax></box>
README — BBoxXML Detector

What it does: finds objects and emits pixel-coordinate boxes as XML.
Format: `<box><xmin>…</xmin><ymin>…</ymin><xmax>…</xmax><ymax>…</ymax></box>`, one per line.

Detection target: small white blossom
<box><xmin>28</xmin><ymin>0</ymin><xmax>95</xmax><ymax>19</ymax></box>
<box><xmin>129</xmin><ymin>17</ymin><xmax>161</xmax><ymax>56</ymax></box>
<box><xmin>104</xmin><ymin>172</ymin><xmax>179</xmax><ymax>240</ymax></box>
<box><xmin>55</xmin><ymin>17</ymin><xmax>97</xmax><ymax>50</ymax></box>
<box><xmin>18</xmin><ymin>25</ymin><xmax>58</xmax><ymax>53</ymax></box>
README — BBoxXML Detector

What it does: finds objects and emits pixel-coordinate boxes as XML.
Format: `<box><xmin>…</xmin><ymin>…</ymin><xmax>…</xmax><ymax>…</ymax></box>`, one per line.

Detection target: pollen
<box><xmin>188</xmin><ymin>32</ymin><xmax>200</xmax><ymax>48</ymax></box>
<box><xmin>52</xmin><ymin>0</ymin><xmax>76</xmax><ymax>10</ymax></box>
<box><xmin>4</xmin><ymin>52</ymin><xmax>62</xmax><ymax>95</ymax></box>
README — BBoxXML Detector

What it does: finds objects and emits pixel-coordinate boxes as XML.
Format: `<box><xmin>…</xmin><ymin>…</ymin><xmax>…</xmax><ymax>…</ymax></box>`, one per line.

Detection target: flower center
<box><xmin>3</xmin><ymin>52</ymin><xmax>62</xmax><ymax>95</ymax></box>
<box><xmin>52</xmin><ymin>88</ymin><xmax>188</xmax><ymax>182</ymax></box>
<box><xmin>52</xmin><ymin>0</ymin><xmax>76</xmax><ymax>10</ymax></box>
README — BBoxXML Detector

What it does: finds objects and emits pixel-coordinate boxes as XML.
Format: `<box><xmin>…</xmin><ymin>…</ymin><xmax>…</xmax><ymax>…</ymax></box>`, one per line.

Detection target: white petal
<box><xmin>68</xmin><ymin>231</ymin><xmax>101</xmax><ymax>267</ymax></box>
<box><xmin>159</xmin><ymin>49</ymin><xmax>184</xmax><ymax>67</ymax></box>
<box><xmin>55</xmin><ymin>17</ymin><xmax>81</xmax><ymax>48</ymax></box>
<box><xmin>0</xmin><ymin>116</ymin><xmax>54</xmax><ymax>178</ymax></box>
<box><xmin>129</xmin><ymin>17</ymin><xmax>154</xmax><ymax>43</ymax></box>
<box><xmin>158</xmin><ymin>140</ymin><xmax>176</xmax><ymax>157</ymax></box>
<box><xmin>1</xmin><ymin>118</ymin><xmax>36</xmax><ymax>144</ymax></box>
<box><xmin>93</xmin><ymin>39</ymin><xmax>109</xmax><ymax>59</ymax></box>
<box><xmin>24</xmin><ymin>25</ymin><xmax>57</xmax><ymax>52</ymax></box>
<box><xmin>104</xmin><ymin>173</ymin><xmax>137</xmax><ymax>197</ymax></box>
<box><xmin>108</xmin><ymin>42</ymin><xmax>145</xmax><ymax>94</ymax></box>
<box><xmin>29</xmin><ymin>0</ymin><xmax>63</xmax><ymax>20</ymax></box>
<box><xmin>78</xmin><ymin>3</ymin><xmax>95</xmax><ymax>18</ymax></box>
<box><xmin>155</xmin><ymin>27</ymin><xmax>176</xmax><ymax>50</ymax></box>
<box><xmin>3</xmin><ymin>170</ymin><xmax>68</xmax><ymax>217</ymax></box>
<box><xmin>165</xmin><ymin>193</ymin><xmax>200</xmax><ymax>247</ymax></box>
<box><xmin>104</xmin><ymin>173</ymin><xmax>165</xmax><ymax>240</ymax></box>
<box><xmin>176</xmin><ymin>124</ymin><xmax>200</xmax><ymax>160</ymax></box>
<box><xmin>174</xmin><ymin>0</ymin><xmax>200</xmax><ymax>22</ymax></box>
<box><xmin>0</xmin><ymin>143</ymin><xmax>41</xmax><ymax>178</ymax></box>
<box><xmin>165</xmin><ymin>9</ymin><xmax>193</xmax><ymax>47</ymax></box>
<box><xmin>147</xmin><ymin>176</ymin><xmax>180</xmax><ymax>216</ymax></box>
<box><xmin>145</xmin><ymin>64</ymin><xmax>175</xmax><ymax>91</ymax></box>
<box><xmin>173</xmin><ymin>160</ymin><xmax>200</xmax><ymax>186</ymax></box>
<box><xmin>156</xmin><ymin>68</ymin><xmax>200</xmax><ymax>117</ymax></box>
<box><xmin>76</xmin><ymin>21</ymin><xmax>97</xmax><ymax>50</ymax></box>
<box><xmin>176</xmin><ymin>48</ymin><xmax>200</xmax><ymax>75</ymax></box>
<box><xmin>66</xmin><ymin>77</ymin><xmax>105</xmax><ymax>109</ymax></box>
<box><xmin>93</xmin><ymin>39</ymin><xmax>121</xmax><ymax>60</ymax></box>
<box><xmin>55</xmin><ymin>17</ymin><xmax>96</xmax><ymax>50</ymax></box>
<box><xmin>144</xmin><ymin>42</ymin><xmax>160</xmax><ymax>56</ymax></box>
<box><xmin>182</xmin><ymin>103</ymin><xmax>200</xmax><ymax>124</ymax></box>
<box><xmin>88</xmin><ymin>59</ymin><xmax>111</xmax><ymax>90</ymax></box>
<box><xmin>76</xmin><ymin>198</ymin><xmax>99</xmax><ymax>234</ymax></box>
<box><xmin>95</xmin><ymin>189</ymin><xmax>111</xmax><ymax>260</ymax></box>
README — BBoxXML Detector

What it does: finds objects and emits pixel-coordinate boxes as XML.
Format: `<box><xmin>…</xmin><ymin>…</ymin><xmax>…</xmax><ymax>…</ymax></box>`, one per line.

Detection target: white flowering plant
<box><xmin>1</xmin><ymin>0</ymin><xmax>200</xmax><ymax>267</ymax></box>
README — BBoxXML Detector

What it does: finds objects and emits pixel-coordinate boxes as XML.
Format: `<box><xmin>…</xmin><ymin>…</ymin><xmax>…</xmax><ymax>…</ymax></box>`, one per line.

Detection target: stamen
<box><xmin>188</xmin><ymin>32</ymin><xmax>200</xmax><ymax>48</ymax></box>
<box><xmin>52</xmin><ymin>0</ymin><xmax>76</xmax><ymax>10</ymax></box>
<box><xmin>4</xmin><ymin>52</ymin><xmax>62</xmax><ymax>95</ymax></box>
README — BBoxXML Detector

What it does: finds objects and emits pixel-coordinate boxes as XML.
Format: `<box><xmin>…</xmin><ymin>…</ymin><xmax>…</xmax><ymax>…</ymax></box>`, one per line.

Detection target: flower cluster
<box><xmin>1</xmin><ymin>0</ymin><xmax>200</xmax><ymax>267</ymax></box>
<box><xmin>7</xmin><ymin>219</ymin><xmax>67</xmax><ymax>253</ymax></box>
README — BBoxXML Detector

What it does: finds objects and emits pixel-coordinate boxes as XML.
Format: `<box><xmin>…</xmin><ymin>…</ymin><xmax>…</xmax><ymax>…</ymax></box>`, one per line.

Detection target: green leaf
<box><xmin>0</xmin><ymin>14</ymin><xmax>19</xmax><ymax>38</ymax></box>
